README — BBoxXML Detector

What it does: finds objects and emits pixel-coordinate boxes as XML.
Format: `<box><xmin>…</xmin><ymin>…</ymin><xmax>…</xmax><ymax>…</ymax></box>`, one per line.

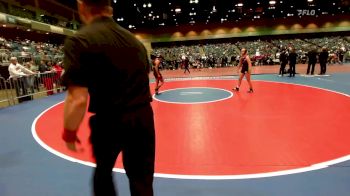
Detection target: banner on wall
<box><xmin>6</xmin><ymin>15</ymin><xmax>16</xmax><ymax>24</ymax></box>
<box><xmin>32</xmin><ymin>21</ymin><xmax>50</xmax><ymax>31</ymax></box>
<box><xmin>0</xmin><ymin>13</ymin><xmax>6</xmax><ymax>23</ymax></box>
<box><xmin>50</xmin><ymin>26</ymin><xmax>64</xmax><ymax>34</ymax></box>
<box><xmin>16</xmin><ymin>18</ymin><xmax>31</xmax><ymax>28</ymax></box>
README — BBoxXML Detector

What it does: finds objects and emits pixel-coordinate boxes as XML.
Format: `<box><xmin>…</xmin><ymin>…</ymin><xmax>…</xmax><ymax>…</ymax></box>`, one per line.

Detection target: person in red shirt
<box><xmin>52</xmin><ymin>62</ymin><xmax>64</xmax><ymax>92</ymax></box>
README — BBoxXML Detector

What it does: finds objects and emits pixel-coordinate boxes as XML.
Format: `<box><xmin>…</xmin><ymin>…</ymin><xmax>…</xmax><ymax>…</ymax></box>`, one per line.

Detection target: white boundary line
<box><xmin>31</xmin><ymin>77</ymin><xmax>350</xmax><ymax>180</ymax></box>
<box><xmin>152</xmin><ymin>87</ymin><xmax>233</xmax><ymax>104</ymax></box>
<box><xmin>31</xmin><ymin>101</ymin><xmax>127</xmax><ymax>174</ymax></box>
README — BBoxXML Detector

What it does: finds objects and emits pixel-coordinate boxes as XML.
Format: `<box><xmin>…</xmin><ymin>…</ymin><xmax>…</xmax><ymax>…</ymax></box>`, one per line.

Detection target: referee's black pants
<box><xmin>320</xmin><ymin>62</ymin><xmax>327</xmax><ymax>74</ymax></box>
<box><xmin>307</xmin><ymin>62</ymin><xmax>316</xmax><ymax>75</ymax></box>
<box><xmin>289</xmin><ymin>63</ymin><xmax>296</xmax><ymax>77</ymax></box>
<box><xmin>279</xmin><ymin>62</ymin><xmax>286</xmax><ymax>76</ymax></box>
<box><xmin>89</xmin><ymin>104</ymin><xmax>155</xmax><ymax>196</ymax></box>
<box><xmin>184</xmin><ymin>67</ymin><xmax>190</xmax><ymax>73</ymax></box>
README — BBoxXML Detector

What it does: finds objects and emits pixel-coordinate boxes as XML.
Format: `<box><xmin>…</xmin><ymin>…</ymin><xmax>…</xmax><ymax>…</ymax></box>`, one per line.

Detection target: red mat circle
<box><xmin>34</xmin><ymin>80</ymin><xmax>350</xmax><ymax>178</ymax></box>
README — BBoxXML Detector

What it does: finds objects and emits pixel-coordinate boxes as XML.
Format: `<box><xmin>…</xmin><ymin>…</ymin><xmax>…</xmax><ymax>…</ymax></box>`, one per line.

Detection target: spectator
<box><xmin>8</xmin><ymin>57</ymin><xmax>34</xmax><ymax>102</ymax></box>
<box><xmin>39</xmin><ymin>60</ymin><xmax>55</xmax><ymax>95</ymax></box>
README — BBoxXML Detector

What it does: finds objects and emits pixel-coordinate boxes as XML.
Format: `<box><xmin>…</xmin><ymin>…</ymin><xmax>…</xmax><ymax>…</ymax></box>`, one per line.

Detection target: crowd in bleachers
<box><xmin>0</xmin><ymin>35</ymin><xmax>349</xmax><ymax>73</ymax></box>
<box><xmin>0</xmin><ymin>36</ymin><xmax>64</xmax><ymax>67</ymax></box>
<box><xmin>153</xmin><ymin>36</ymin><xmax>350</xmax><ymax>70</ymax></box>
<box><xmin>0</xmin><ymin>36</ymin><xmax>65</xmax><ymax>103</ymax></box>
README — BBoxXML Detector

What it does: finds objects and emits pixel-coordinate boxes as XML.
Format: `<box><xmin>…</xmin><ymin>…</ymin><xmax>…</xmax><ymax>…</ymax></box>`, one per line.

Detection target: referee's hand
<box><xmin>62</xmin><ymin>129</ymin><xmax>83</xmax><ymax>152</ymax></box>
<box><xmin>65</xmin><ymin>138</ymin><xmax>81</xmax><ymax>152</ymax></box>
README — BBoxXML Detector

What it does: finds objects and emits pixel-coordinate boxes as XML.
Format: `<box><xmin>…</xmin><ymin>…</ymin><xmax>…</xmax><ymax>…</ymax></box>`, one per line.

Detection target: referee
<box><xmin>61</xmin><ymin>0</ymin><xmax>155</xmax><ymax>196</ymax></box>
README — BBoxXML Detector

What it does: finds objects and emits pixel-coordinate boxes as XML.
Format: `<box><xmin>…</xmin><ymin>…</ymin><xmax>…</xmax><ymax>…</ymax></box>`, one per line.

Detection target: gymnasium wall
<box><xmin>133</xmin><ymin>15</ymin><xmax>350</xmax><ymax>44</ymax></box>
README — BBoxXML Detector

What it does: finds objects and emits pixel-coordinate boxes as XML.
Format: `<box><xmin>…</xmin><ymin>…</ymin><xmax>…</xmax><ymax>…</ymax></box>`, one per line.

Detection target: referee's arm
<box><xmin>63</xmin><ymin>85</ymin><xmax>88</xmax><ymax>151</ymax></box>
<box><xmin>64</xmin><ymin>86</ymin><xmax>88</xmax><ymax>131</ymax></box>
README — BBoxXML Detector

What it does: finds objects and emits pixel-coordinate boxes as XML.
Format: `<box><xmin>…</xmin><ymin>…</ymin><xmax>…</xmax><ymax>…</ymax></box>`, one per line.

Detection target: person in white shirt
<box><xmin>8</xmin><ymin>57</ymin><xmax>34</xmax><ymax>78</ymax></box>
<box><xmin>8</xmin><ymin>57</ymin><xmax>35</xmax><ymax>102</ymax></box>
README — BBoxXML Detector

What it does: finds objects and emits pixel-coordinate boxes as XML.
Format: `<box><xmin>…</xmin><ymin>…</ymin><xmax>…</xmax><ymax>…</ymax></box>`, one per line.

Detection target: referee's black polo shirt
<box><xmin>62</xmin><ymin>17</ymin><xmax>152</xmax><ymax>113</ymax></box>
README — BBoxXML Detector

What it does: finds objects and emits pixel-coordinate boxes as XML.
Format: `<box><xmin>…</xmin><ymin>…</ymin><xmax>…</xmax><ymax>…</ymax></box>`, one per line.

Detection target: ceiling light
<box><xmin>143</xmin><ymin>4</ymin><xmax>146</xmax><ymax>8</ymax></box>
<box><xmin>307</xmin><ymin>0</ymin><xmax>313</xmax><ymax>2</ymax></box>
<box><xmin>236</xmin><ymin>3</ymin><xmax>243</xmax><ymax>7</ymax></box>
<box><xmin>148</xmin><ymin>3</ymin><xmax>152</xmax><ymax>7</ymax></box>
<box><xmin>269</xmin><ymin>1</ymin><xmax>276</xmax><ymax>5</ymax></box>
<box><xmin>175</xmin><ymin>8</ymin><xmax>181</xmax><ymax>13</ymax></box>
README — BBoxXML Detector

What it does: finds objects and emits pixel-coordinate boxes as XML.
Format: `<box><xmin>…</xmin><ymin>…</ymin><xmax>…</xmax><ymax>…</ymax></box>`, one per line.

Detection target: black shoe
<box><xmin>247</xmin><ymin>89</ymin><xmax>254</xmax><ymax>93</ymax></box>
<box><xmin>233</xmin><ymin>87</ymin><xmax>239</xmax><ymax>91</ymax></box>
